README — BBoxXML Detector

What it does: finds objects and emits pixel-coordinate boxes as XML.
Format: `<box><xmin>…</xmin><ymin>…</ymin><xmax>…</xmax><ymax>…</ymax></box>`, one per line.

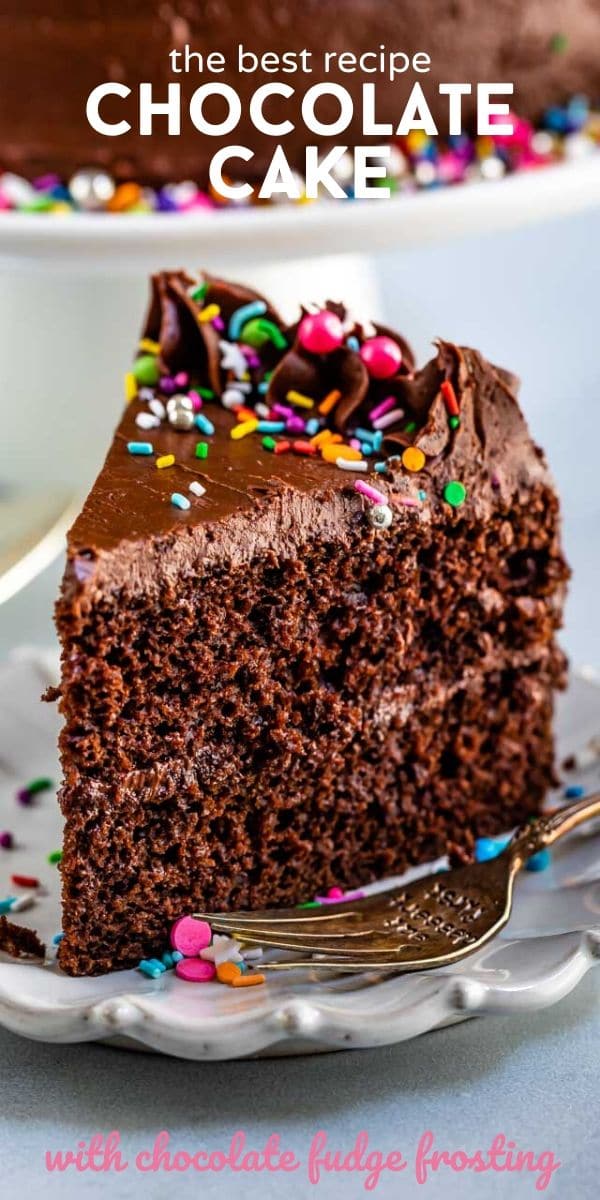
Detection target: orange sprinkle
<box><xmin>236</xmin><ymin>406</ymin><xmax>256</xmax><ymax>422</ymax></box>
<box><xmin>401</xmin><ymin>446</ymin><xmax>426</xmax><ymax>473</ymax></box>
<box><xmin>231</xmin><ymin>972</ymin><xmax>266</xmax><ymax>988</ymax></box>
<box><xmin>274</xmin><ymin>440</ymin><xmax>291</xmax><ymax>455</ymax></box>
<box><xmin>311</xmin><ymin>429</ymin><xmax>342</xmax><ymax>449</ymax></box>
<box><xmin>107</xmin><ymin>182</ymin><xmax>142</xmax><ymax>212</ymax></box>
<box><xmin>321</xmin><ymin>442</ymin><xmax>362</xmax><ymax>464</ymax></box>
<box><xmin>216</xmin><ymin>961</ymin><xmax>242</xmax><ymax>984</ymax></box>
<box><xmin>318</xmin><ymin>389</ymin><xmax>342</xmax><ymax>416</ymax></box>
<box><xmin>292</xmin><ymin>440</ymin><xmax>317</xmax><ymax>456</ymax></box>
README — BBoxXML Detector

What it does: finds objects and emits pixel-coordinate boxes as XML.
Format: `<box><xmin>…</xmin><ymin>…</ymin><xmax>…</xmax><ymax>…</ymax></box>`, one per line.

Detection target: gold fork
<box><xmin>196</xmin><ymin>794</ymin><xmax>600</xmax><ymax>972</ymax></box>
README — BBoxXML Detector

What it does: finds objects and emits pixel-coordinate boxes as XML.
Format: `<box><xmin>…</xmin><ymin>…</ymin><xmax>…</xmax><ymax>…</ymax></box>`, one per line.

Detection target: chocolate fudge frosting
<box><xmin>2</xmin><ymin>1</ymin><xmax>600</xmax><ymax>184</ymax></box>
<box><xmin>64</xmin><ymin>270</ymin><xmax>551</xmax><ymax>599</ymax></box>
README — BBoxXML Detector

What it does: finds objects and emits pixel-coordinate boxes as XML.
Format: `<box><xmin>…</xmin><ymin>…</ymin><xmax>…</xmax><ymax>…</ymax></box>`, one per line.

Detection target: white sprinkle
<box><xmin>372</xmin><ymin>407</ymin><xmax>405</xmax><ymax>431</ymax></box>
<box><xmin>336</xmin><ymin>458</ymin><xmax>369</xmax><ymax>472</ymax></box>
<box><xmin>222</xmin><ymin>387</ymin><xmax>245</xmax><ymax>410</ymax></box>
<box><xmin>135</xmin><ymin>411</ymin><xmax>160</xmax><ymax>430</ymax></box>
<box><xmin>148</xmin><ymin>396</ymin><xmax>166</xmax><ymax>419</ymax></box>
<box><xmin>189</xmin><ymin>481</ymin><xmax>206</xmax><ymax>498</ymax></box>
<box><xmin>9</xmin><ymin>892</ymin><xmax>36</xmax><ymax>913</ymax></box>
<box><xmin>255</xmin><ymin>402</ymin><xmax>271</xmax><ymax>419</ymax></box>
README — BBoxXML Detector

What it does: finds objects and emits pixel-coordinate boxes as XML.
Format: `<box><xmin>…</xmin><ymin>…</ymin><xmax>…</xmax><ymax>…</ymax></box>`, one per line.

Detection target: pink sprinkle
<box><xmin>372</xmin><ymin>407</ymin><xmax>405</xmax><ymax>431</ymax></box>
<box><xmin>354</xmin><ymin>479</ymin><xmax>388</xmax><ymax>505</ymax></box>
<box><xmin>350</xmin><ymin>438</ymin><xmax>362</xmax><ymax>451</ymax></box>
<box><xmin>286</xmin><ymin>415</ymin><xmax>305</xmax><ymax>435</ymax></box>
<box><xmin>273</xmin><ymin>403</ymin><xmax>293</xmax><ymax>419</ymax></box>
<box><xmin>174</xmin><ymin>372</ymin><xmax>189</xmax><ymax>388</ymax></box>
<box><xmin>397</xmin><ymin>495</ymin><xmax>420</xmax><ymax>508</ymax></box>
<box><xmin>188</xmin><ymin>390</ymin><xmax>203</xmax><ymax>412</ymax></box>
<box><xmin>175</xmin><ymin>958</ymin><xmax>217</xmax><ymax>983</ymax></box>
<box><xmin>369</xmin><ymin>395</ymin><xmax>396</xmax><ymax>423</ymax></box>
<box><xmin>213</xmin><ymin>316</ymin><xmax>225</xmax><ymax>332</ymax></box>
<box><xmin>0</xmin><ymin>831</ymin><xmax>13</xmax><ymax>849</ymax></box>
<box><xmin>170</xmin><ymin>915</ymin><xmax>212</xmax><ymax>956</ymax></box>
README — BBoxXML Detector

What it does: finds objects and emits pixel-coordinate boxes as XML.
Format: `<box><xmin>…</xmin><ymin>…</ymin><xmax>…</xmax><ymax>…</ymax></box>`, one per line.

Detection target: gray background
<box><xmin>1</xmin><ymin>210</ymin><xmax>599</xmax><ymax>1197</ymax></box>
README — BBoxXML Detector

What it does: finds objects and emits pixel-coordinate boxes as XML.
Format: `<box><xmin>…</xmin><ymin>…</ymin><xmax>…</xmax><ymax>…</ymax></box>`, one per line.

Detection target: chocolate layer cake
<box><xmin>54</xmin><ymin>271</ymin><xmax>569</xmax><ymax>976</ymax></box>
<box><xmin>2</xmin><ymin>1</ymin><xmax>599</xmax><ymax>184</ymax></box>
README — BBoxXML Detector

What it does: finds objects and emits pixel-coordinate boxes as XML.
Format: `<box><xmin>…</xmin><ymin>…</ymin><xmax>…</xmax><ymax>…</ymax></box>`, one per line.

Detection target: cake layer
<box><xmin>2</xmin><ymin>2</ymin><xmax>600</xmax><ymax>184</ymax></box>
<box><xmin>58</xmin><ymin>654</ymin><xmax>563</xmax><ymax>975</ymax></box>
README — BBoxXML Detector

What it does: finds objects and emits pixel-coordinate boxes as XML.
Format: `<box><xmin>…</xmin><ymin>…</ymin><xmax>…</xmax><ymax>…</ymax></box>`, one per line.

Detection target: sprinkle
<box><xmin>274</xmin><ymin>440</ymin><xmax>291</xmax><ymax>455</ymax></box>
<box><xmin>0</xmin><ymin>899</ymin><xmax>17</xmax><ymax>915</ymax></box>
<box><xmin>350</xmin><ymin>438</ymin><xmax>362</xmax><ymax>451</ymax></box>
<box><xmin>305</xmin><ymin>418</ymin><xmax>320</xmax><ymax>437</ymax></box>
<box><xmin>0</xmin><ymin>832</ymin><xmax>13</xmax><ymax>849</ymax></box>
<box><xmin>443</xmin><ymin>480</ymin><xmax>467</xmax><ymax>507</ymax></box>
<box><xmin>171</xmin><ymin>492</ymin><xmax>191</xmax><ymax>510</ymax></box>
<box><xmin>138</xmin><ymin>337</ymin><xmax>160</xmax><ymax>355</ymax></box>
<box><xmin>292</xmin><ymin>440</ymin><xmax>317</xmax><ymax>456</ymax></box>
<box><xmin>256</xmin><ymin>421</ymin><xmax>286</xmax><ymax>434</ymax></box>
<box><xmin>196</xmin><ymin>386</ymin><xmax>215</xmax><ymax>400</ymax></box>
<box><xmin>312</xmin><ymin>430</ymin><xmax>341</xmax><ymax>449</ymax></box>
<box><xmin>231</xmin><ymin>419</ymin><xmax>258</xmax><ymax>440</ymax></box>
<box><xmin>52</xmin><ymin>933</ymin><xmax>64</xmax><ymax>945</ymax></box>
<box><xmin>124</xmin><ymin>372</ymin><xmax>137</xmax><ymax>404</ymax></box>
<box><xmin>138</xmin><ymin>959</ymin><xmax>166</xmax><ymax>979</ymax></box>
<box><xmin>404</xmin><ymin>421</ymin><xmax>417</xmax><ymax>433</ymax></box>
<box><xmin>372</xmin><ymin>407</ymin><xmax>405</xmax><ymax>431</ymax></box>
<box><xmin>132</xmin><ymin>354</ymin><xmax>160</xmax><ymax>386</ymax></box>
<box><xmin>194</xmin><ymin>413</ymin><xmax>215</xmax><ymax>435</ymax></box>
<box><xmin>195</xmin><ymin>442</ymin><xmax>209</xmax><ymax>459</ymax></box>
<box><xmin>174</xmin><ymin>372</ymin><xmax>189</xmax><ymax>388</ymax></box>
<box><xmin>197</xmin><ymin>303</ymin><xmax>220</xmax><ymax>323</ymax></box>
<box><xmin>565</xmin><ymin>785</ymin><xmax>585</xmax><ymax>799</ymax></box>
<box><xmin>441</xmin><ymin>379</ymin><xmax>460</xmax><ymax>417</ymax></box>
<box><xmin>217</xmin><ymin>961</ymin><xmax>242</xmax><ymax>984</ymax></box>
<box><xmin>156</xmin><ymin>454</ymin><xmax>175</xmax><ymax>470</ymax></box>
<box><xmin>449</xmin><ymin>415</ymin><xmax>461</xmax><ymax>430</ymax></box>
<box><xmin>255</xmin><ymin>402</ymin><xmax>271</xmax><ymax>419</ymax></box>
<box><xmin>23</xmin><ymin>777</ymin><xmax>53</xmax><ymax>795</ymax></box>
<box><xmin>322</xmin><ymin>442</ymin><xmax>362</xmax><ymax>464</ymax></box>
<box><xmin>286</xmin><ymin>389</ymin><xmax>315</xmax><ymax>410</ymax></box>
<box><xmin>318</xmin><ymin>389</ymin><xmax>342</xmax><ymax>416</ymax></box>
<box><xmin>231</xmin><ymin>972</ymin><xmax>266</xmax><ymax>988</ymax></box>
<box><xmin>286</xmin><ymin>415</ymin><xmax>306</xmax><ymax>435</ymax></box>
<box><xmin>236</xmin><ymin>406</ymin><xmax>257</xmax><ymax>422</ymax></box>
<box><xmin>228</xmin><ymin>300</ymin><xmax>267</xmax><ymax>341</ymax></box>
<box><xmin>354</xmin><ymin>427</ymin><xmax>378</xmax><ymax>443</ymax></box>
<box><xmin>354</xmin><ymin>480</ymin><xmax>387</xmax><ymax>505</ymax></box>
<box><xmin>189</xmin><ymin>481</ymin><xmax>206</xmax><ymax>498</ymax></box>
<box><xmin>418</xmin><ymin>489</ymin><xmax>428</xmax><ymax>501</ymax></box>
<box><xmin>148</xmin><ymin>396</ymin><xmax>166</xmax><ymax>419</ymax></box>
<box><xmin>189</xmin><ymin>282</ymin><xmax>208</xmax><ymax>303</ymax></box>
<box><xmin>176</xmin><ymin>958</ymin><xmax>216</xmax><ymax>982</ymax></box>
<box><xmin>360</xmin><ymin>443</ymin><xmax>373</xmax><ymax>457</ymax></box>
<box><xmin>11</xmin><ymin>874</ymin><xmax>39</xmax><ymax>888</ymax></box>
<box><xmin>369</xmin><ymin>396</ymin><xmax>396</xmax><ymax>422</ymax></box>
<box><xmin>346</xmin><ymin>335</ymin><xmax>360</xmax><ymax>351</ymax></box>
<box><xmin>402</xmin><ymin>447</ymin><xmax>426</xmax><ymax>472</ymax></box>
<box><xmin>253</xmin><ymin>319</ymin><xmax>287</xmax><ymax>350</ymax></box>
<box><xmin>16</xmin><ymin>788</ymin><xmax>33</xmax><ymax>806</ymax></box>
<box><xmin>272</xmin><ymin>403</ymin><xmax>293</xmax><ymax>419</ymax></box>
<box><xmin>9</xmin><ymin>892</ymin><xmax>36</xmax><ymax>913</ymax></box>
<box><xmin>136</xmin><ymin>411</ymin><xmax>160</xmax><ymax>430</ymax></box>
<box><xmin>397</xmin><ymin>495</ymin><xmax>420</xmax><ymax>508</ymax></box>
<box><xmin>201</xmin><ymin>934</ymin><xmax>244</xmax><ymax>966</ymax></box>
<box><xmin>336</xmin><ymin>458</ymin><xmax>368</xmax><ymax>472</ymax></box>
<box><xmin>475</xmin><ymin>836</ymin><xmax>509</xmax><ymax>863</ymax></box>
<box><xmin>526</xmin><ymin>848</ymin><xmax>552</xmax><ymax>872</ymax></box>
<box><xmin>48</xmin><ymin>850</ymin><xmax>62</xmax><ymax>864</ymax></box>
<box><xmin>262</xmin><ymin>436</ymin><xmax>276</xmax><ymax>451</ymax></box>
<box><xmin>127</xmin><ymin>441</ymin><xmax>153</xmax><ymax>456</ymax></box>
<box><xmin>374</xmin><ymin>462</ymin><xmax>388</xmax><ymax>474</ymax></box>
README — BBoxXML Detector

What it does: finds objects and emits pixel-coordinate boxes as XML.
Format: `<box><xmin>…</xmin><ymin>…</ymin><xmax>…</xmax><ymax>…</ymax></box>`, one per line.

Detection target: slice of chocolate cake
<box><xmin>54</xmin><ymin>271</ymin><xmax>569</xmax><ymax>976</ymax></box>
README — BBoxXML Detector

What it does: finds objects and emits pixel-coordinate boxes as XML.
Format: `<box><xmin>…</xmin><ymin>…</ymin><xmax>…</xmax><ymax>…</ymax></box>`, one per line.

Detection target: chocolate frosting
<box><xmin>2</xmin><ymin>1</ymin><xmax>600</xmax><ymax>184</ymax></box>
<box><xmin>64</xmin><ymin>269</ymin><xmax>552</xmax><ymax>599</ymax></box>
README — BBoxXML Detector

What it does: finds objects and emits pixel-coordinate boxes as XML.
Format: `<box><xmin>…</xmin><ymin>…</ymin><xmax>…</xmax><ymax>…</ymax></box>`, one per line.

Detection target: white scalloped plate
<box><xmin>1</xmin><ymin>650</ymin><xmax>600</xmax><ymax>1059</ymax></box>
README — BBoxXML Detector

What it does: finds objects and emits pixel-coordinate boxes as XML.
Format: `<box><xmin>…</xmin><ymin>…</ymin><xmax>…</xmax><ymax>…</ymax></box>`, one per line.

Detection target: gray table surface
<box><xmin>1</xmin><ymin>212</ymin><xmax>599</xmax><ymax>1197</ymax></box>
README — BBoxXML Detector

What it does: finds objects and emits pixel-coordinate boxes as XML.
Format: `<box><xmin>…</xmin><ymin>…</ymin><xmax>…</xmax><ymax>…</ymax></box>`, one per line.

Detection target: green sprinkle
<box><xmin>197</xmin><ymin>387</ymin><xmax>215</xmax><ymax>400</ymax></box>
<box><xmin>449</xmin><ymin>415</ymin><xmax>460</xmax><ymax>429</ymax></box>
<box><xmin>262</xmin><ymin>436</ymin><xmax>276</xmax><ymax>452</ymax></box>
<box><xmin>132</xmin><ymin>354</ymin><xmax>160</xmax><ymax>387</ymax></box>
<box><xmin>195</xmin><ymin>442</ymin><xmax>208</xmax><ymax>460</ymax></box>
<box><xmin>48</xmin><ymin>850</ymin><xmax>62</xmax><ymax>865</ymax></box>
<box><xmin>549</xmin><ymin>32</ymin><xmax>569</xmax><ymax>54</ymax></box>
<box><xmin>240</xmin><ymin>317</ymin><xmax>287</xmax><ymax>351</ymax></box>
<box><xmin>25</xmin><ymin>777</ymin><xmax>53</xmax><ymax>795</ymax></box>
<box><xmin>443</xmin><ymin>480</ymin><xmax>467</xmax><ymax>508</ymax></box>
<box><xmin>190</xmin><ymin>283</ymin><xmax>208</xmax><ymax>303</ymax></box>
<box><xmin>19</xmin><ymin>196</ymin><xmax>54</xmax><ymax>213</ymax></box>
<box><xmin>404</xmin><ymin>421</ymin><xmax>417</xmax><ymax>434</ymax></box>
<box><xmin>296</xmin><ymin>901</ymin><xmax>321</xmax><ymax>909</ymax></box>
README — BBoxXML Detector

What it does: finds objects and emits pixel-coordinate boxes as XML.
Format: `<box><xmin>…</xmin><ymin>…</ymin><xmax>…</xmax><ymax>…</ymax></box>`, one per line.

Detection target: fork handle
<box><xmin>508</xmin><ymin>791</ymin><xmax>600</xmax><ymax>870</ymax></box>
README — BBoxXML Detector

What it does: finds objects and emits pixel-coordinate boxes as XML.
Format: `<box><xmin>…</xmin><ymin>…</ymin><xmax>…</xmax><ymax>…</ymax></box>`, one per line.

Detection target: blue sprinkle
<box><xmin>52</xmin><ymin>932</ymin><xmax>64</xmax><ymax>945</ymax></box>
<box><xmin>374</xmin><ymin>461</ymin><xmax>388</xmax><ymax>474</ymax></box>
<box><xmin>194</xmin><ymin>413</ymin><xmax>215</xmax><ymax>436</ymax></box>
<box><xmin>138</xmin><ymin>959</ymin><xmax>166</xmax><ymax>979</ymax></box>
<box><xmin>360</xmin><ymin>442</ymin><xmax>373</xmax><ymax>457</ymax></box>
<box><xmin>127</xmin><ymin>441</ymin><xmax>153</xmax><ymax>456</ymax></box>
<box><xmin>346</xmin><ymin>335</ymin><xmax>360</xmax><ymax>352</ymax></box>
<box><xmin>228</xmin><ymin>300</ymin><xmax>267</xmax><ymax>341</ymax></box>
<box><xmin>0</xmin><ymin>898</ymin><xmax>16</xmax><ymax>915</ymax></box>
<box><xmin>474</xmin><ymin>837</ymin><xmax>509</xmax><ymax>863</ymax></box>
<box><xmin>256</xmin><ymin>421</ymin><xmax>286</xmax><ymax>434</ymax></box>
<box><xmin>372</xmin><ymin>430</ymin><xmax>383</xmax><ymax>452</ymax></box>
<box><xmin>161</xmin><ymin>952</ymin><xmax>175</xmax><ymax>969</ymax></box>
<box><xmin>354</xmin><ymin>427</ymin><xmax>377</xmax><ymax>443</ymax></box>
<box><xmin>171</xmin><ymin>492</ymin><xmax>191</xmax><ymax>511</ymax></box>
<box><xmin>258</xmin><ymin>381</ymin><xmax>270</xmax><ymax>394</ymax></box>
<box><xmin>305</xmin><ymin>418</ymin><xmax>320</xmax><ymax>437</ymax></box>
<box><xmin>418</xmin><ymin>489</ymin><xmax>428</xmax><ymax>501</ymax></box>
<box><xmin>526</xmin><ymin>848</ymin><xmax>551</xmax><ymax>873</ymax></box>
<box><xmin>171</xmin><ymin>950</ymin><xmax>184</xmax><ymax>963</ymax></box>
<box><xmin>565</xmin><ymin>785</ymin><xmax>585</xmax><ymax>799</ymax></box>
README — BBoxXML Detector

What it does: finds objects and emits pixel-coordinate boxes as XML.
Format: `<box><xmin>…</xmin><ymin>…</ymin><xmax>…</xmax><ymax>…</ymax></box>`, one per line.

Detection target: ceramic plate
<box><xmin>0</xmin><ymin>650</ymin><xmax>599</xmax><ymax>1060</ymax></box>
<box><xmin>1</xmin><ymin>157</ymin><xmax>600</xmax><ymax>272</ymax></box>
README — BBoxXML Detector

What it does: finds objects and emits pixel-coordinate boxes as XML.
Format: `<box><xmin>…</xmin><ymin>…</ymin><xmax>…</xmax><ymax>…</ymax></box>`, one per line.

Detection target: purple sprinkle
<box><xmin>212</xmin><ymin>316</ymin><xmax>225</xmax><ymax>332</ymax></box>
<box><xmin>0</xmin><ymin>832</ymin><xmax>13</xmax><ymax>849</ymax></box>
<box><xmin>16</xmin><ymin>788</ymin><xmax>33</xmax><ymax>806</ymax></box>
<box><xmin>286</xmin><ymin>415</ymin><xmax>305</xmax><ymax>435</ymax></box>
<box><xmin>156</xmin><ymin>190</ymin><xmax>178</xmax><ymax>213</ymax></box>
<box><xmin>491</xmin><ymin>471</ymin><xmax>501</xmax><ymax>489</ymax></box>
<box><xmin>33</xmin><ymin>173</ymin><xmax>61</xmax><ymax>191</ymax></box>
<box><xmin>273</xmin><ymin>403</ymin><xmax>293</xmax><ymax>419</ymax></box>
<box><xmin>160</xmin><ymin>376</ymin><xmax>176</xmax><ymax>395</ymax></box>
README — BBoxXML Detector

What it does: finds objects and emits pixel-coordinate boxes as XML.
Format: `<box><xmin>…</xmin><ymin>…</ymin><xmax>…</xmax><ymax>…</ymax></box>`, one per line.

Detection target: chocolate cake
<box><xmin>53</xmin><ymin>271</ymin><xmax>569</xmax><ymax>976</ymax></box>
<box><xmin>2</xmin><ymin>1</ymin><xmax>599</xmax><ymax>185</ymax></box>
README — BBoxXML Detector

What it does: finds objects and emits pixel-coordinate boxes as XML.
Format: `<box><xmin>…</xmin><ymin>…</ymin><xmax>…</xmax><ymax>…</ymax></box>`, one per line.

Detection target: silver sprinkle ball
<box><xmin>368</xmin><ymin>503</ymin><xmax>394</xmax><ymax>530</ymax></box>
<box><xmin>68</xmin><ymin>167</ymin><xmax>115</xmax><ymax>211</ymax></box>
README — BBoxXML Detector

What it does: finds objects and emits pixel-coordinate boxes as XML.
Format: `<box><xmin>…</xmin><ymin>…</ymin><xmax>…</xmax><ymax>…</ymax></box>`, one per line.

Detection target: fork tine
<box><xmin>210</xmin><ymin>929</ymin><xmax>411</xmax><ymax>956</ymax></box>
<box><xmin>205</xmin><ymin>914</ymin><xmax>382</xmax><ymax>941</ymax></box>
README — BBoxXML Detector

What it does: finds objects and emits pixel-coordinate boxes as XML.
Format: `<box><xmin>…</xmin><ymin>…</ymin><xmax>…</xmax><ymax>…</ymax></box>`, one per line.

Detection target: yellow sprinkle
<box><xmin>230</xmin><ymin>418</ymin><xmax>259</xmax><ymax>440</ymax></box>
<box><xmin>318</xmin><ymin>389</ymin><xmax>342</xmax><ymax>416</ymax></box>
<box><xmin>286</xmin><ymin>389</ymin><xmax>315</xmax><ymax>410</ymax></box>
<box><xmin>198</xmin><ymin>304</ymin><xmax>221</xmax><ymax>323</ymax></box>
<box><xmin>138</xmin><ymin>337</ymin><xmax>160</xmax><ymax>355</ymax></box>
<box><xmin>156</xmin><ymin>454</ymin><xmax>175</xmax><ymax>470</ymax></box>
<box><xmin>124</xmin><ymin>372</ymin><xmax>137</xmax><ymax>404</ymax></box>
<box><xmin>321</xmin><ymin>442</ymin><xmax>362</xmax><ymax>464</ymax></box>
